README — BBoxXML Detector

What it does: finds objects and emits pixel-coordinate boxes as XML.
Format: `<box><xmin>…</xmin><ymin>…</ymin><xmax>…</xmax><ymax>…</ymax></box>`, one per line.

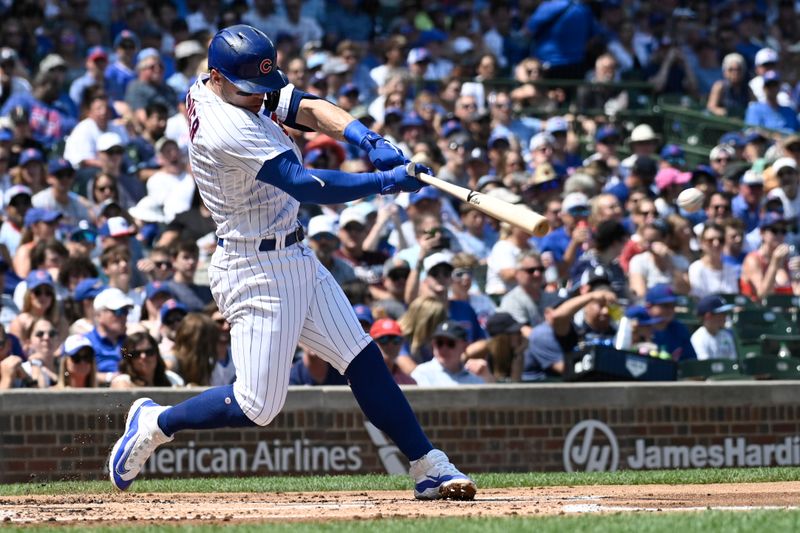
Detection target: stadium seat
<box><xmin>718</xmin><ymin>293</ymin><xmax>758</xmax><ymax>310</ymax></box>
<box><xmin>760</xmin><ymin>335</ymin><xmax>800</xmax><ymax>359</ymax></box>
<box><xmin>762</xmin><ymin>294</ymin><xmax>800</xmax><ymax>310</ymax></box>
<box><xmin>733</xmin><ymin>309</ymin><xmax>796</xmax><ymax>343</ymax></box>
<box><xmin>678</xmin><ymin>359</ymin><xmax>743</xmax><ymax>381</ymax></box>
<box><xmin>739</xmin><ymin>356</ymin><xmax>800</xmax><ymax>379</ymax></box>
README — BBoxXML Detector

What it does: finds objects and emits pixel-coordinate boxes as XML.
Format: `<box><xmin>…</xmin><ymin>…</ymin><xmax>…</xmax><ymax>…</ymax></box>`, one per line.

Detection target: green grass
<box><xmin>4</xmin><ymin>512</ymin><xmax>800</xmax><ymax>533</ymax></box>
<box><xmin>2</xmin><ymin>467</ymin><xmax>800</xmax><ymax>496</ymax></box>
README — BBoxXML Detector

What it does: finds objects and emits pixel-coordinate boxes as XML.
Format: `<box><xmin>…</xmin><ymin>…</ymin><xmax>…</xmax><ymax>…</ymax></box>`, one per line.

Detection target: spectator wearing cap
<box><xmin>0</xmin><ymin>70</ymin><xmax>78</xmax><ymax>152</ymax></box>
<box><xmin>411</xmin><ymin>320</ymin><xmax>492</xmax><ymax>386</ymax></box>
<box><xmin>353</xmin><ymin>303</ymin><xmax>374</xmax><ymax>333</ymax></box>
<box><xmin>499</xmin><ymin>251</ymin><xmax>545</xmax><ymax>337</ymax></box>
<box><xmin>337</xmin><ymin>82</ymin><xmax>361</xmax><ymax>113</ymax></box>
<box><xmin>334</xmin><ymin>206</ymin><xmax>388</xmax><ymax>286</ymax></box>
<box><xmin>105</xmin><ymin>30</ymin><xmax>140</xmax><ymax>107</ymax></box>
<box><xmin>436</xmin><ymin>131</ymin><xmax>472</xmax><ymax>188</ymax></box>
<box><xmin>709</xmin><ymin>144</ymin><xmax>736</xmax><ymax>178</ymax></box>
<box><xmin>306</xmin><ymin>214</ymin><xmax>356</xmax><ymax>286</ymax></box>
<box><xmin>136</xmin><ymin>280</ymin><xmax>173</xmax><ymax>338</ymax></box>
<box><xmin>0</xmin><ymin>185</ymin><xmax>32</xmax><ymax>257</ymax></box>
<box><xmin>0</xmin><ymin>322</ymin><xmax>29</xmax><ymax>389</ymax></box>
<box><xmin>732</xmin><ymin>169</ymin><xmax>764</xmax><ymax>233</ymax></box>
<box><xmin>629</xmin><ymin>219</ymin><xmax>690</xmax><ymax>300</ymax></box>
<box><xmin>63</xmin><ymin>91</ymin><xmax>128</xmax><ymax>170</ymax></box>
<box><xmin>69</xmin><ymin>46</ymin><xmax>110</xmax><ymax>109</ymax></box>
<box><xmin>740</xmin><ymin>213</ymin><xmax>795</xmax><ymax>301</ymax></box>
<box><xmin>397</xmin><ymin>112</ymin><xmax>428</xmax><ymax>158</ymax></box>
<box><xmin>646</xmin><ymin>284</ymin><xmax>697</xmax><ymax>361</ymax></box>
<box><xmin>745</xmin><ymin>71</ymin><xmax>799</xmax><ymax>132</ymax></box>
<box><xmin>621</xmin><ymin>305</ymin><xmax>663</xmax><ymax>354</ymax></box>
<box><xmin>689</xmin><ymin>223</ymin><xmax>740</xmax><ymax>299</ymax></box>
<box><xmin>288</xmin><ymin>342</ymin><xmax>349</xmax><ymax>386</ymax></box>
<box><xmin>691</xmin><ymin>295</ymin><xmax>737</xmax><ymax>361</ymax></box>
<box><xmin>767</xmin><ymin>158</ymin><xmax>800</xmax><ymax>221</ymax></box>
<box><xmin>707</xmin><ymin>53</ymin><xmax>753</xmax><ymax>118</ymax></box>
<box><xmin>145</xmin><ymin>137</ymin><xmax>194</xmax><ymax>223</ymax></box>
<box><xmin>0</xmin><ymin>48</ymin><xmax>31</xmax><ymax>109</ymax></box>
<box><xmin>124</xmin><ymin>48</ymin><xmax>178</xmax><ymax>128</ymax></box>
<box><xmin>157</xmin><ymin>298</ymin><xmax>189</xmax><ymax>369</ymax></box>
<box><xmin>570</xmin><ymin>220</ymin><xmax>630</xmax><ymax>298</ymax></box>
<box><xmin>654</xmin><ymin>167</ymin><xmax>691</xmax><ymax>217</ymax></box>
<box><xmin>749</xmin><ymin>48</ymin><xmax>793</xmax><ymax>107</ymax></box>
<box><xmin>537</xmin><ymin>192</ymin><xmax>590</xmax><ymax>278</ymax></box>
<box><xmin>166</xmin><ymin>240</ymin><xmax>213</xmax><ymax>311</ymax></box>
<box><xmin>620</xmin><ymin>125</ymin><xmax>661</xmax><ymax>173</ymax></box>
<box><xmin>373</xmin><ymin>257</ymin><xmax>410</xmax><ymax>319</ymax></box>
<box><xmin>55</xmin><ymin>334</ymin><xmax>97</xmax><ymax>388</ymax></box>
<box><xmin>370</xmin><ymin>318</ymin><xmax>416</xmax><ymax>385</ymax></box>
<box><xmin>69</xmin><ymin>277</ymin><xmax>106</xmax><ymax>335</ymax></box>
<box><xmin>31</xmin><ymin>159</ymin><xmax>90</xmax><ymax>228</ymax></box>
<box><xmin>464</xmin><ymin>311</ymin><xmax>526</xmax><ymax>382</ymax></box>
<box><xmin>449</xmin><ymin>252</ymin><xmax>496</xmax><ymax>328</ymax></box>
<box><xmin>14</xmin><ymin>208</ymin><xmax>61</xmax><ymax>278</ymax></box>
<box><xmin>584</xmin><ymin>125</ymin><xmax>621</xmax><ymax>172</ymax></box>
<box><xmin>86</xmin><ymin>131</ymin><xmax>145</xmax><ymax>208</ymax></box>
<box><xmin>9</xmin><ymin>269</ymin><xmax>65</xmax><ymax>346</ymax></box>
<box><xmin>167</xmin><ymin>40</ymin><xmax>205</xmax><ymax>97</ymax></box>
<box><xmin>11</xmin><ymin>148</ymin><xmax>47</xmax><ymax>195</ymax></box>
<box><xmin>524</xmin><ymin>283</ymin><xmax>617</xmax><ymax>381</ymax></box>
<box><xmin>454</xmin><ymin>202</ymin><xmax>496</xmax><ymax>262</ymax></box>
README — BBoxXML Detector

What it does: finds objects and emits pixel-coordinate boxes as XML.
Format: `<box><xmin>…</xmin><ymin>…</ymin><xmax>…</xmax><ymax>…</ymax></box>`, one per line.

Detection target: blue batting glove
<box><xmin>377</xmin><ymin>163</ymin><xmax>428</xmax><ymax>194</ymax></box>
<box><xmin>362</xmin><ymin>132</ymin><xmax>407</xmax><ymax>171</ymax></box>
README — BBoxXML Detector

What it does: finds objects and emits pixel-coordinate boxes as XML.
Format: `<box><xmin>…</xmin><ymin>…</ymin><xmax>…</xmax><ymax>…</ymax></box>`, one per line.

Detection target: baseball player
<box><xmin>109</xmin><ymin>25</ymin><xmax>476</xmax><ymax>501</ymax></box>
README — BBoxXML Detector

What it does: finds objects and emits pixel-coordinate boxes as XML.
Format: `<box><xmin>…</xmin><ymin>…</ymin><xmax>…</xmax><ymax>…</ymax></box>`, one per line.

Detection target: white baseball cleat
<box><xmin>410</xmin><ymin>449</ymin><xmax>477</xmax><ymax>500</ymax></box>
<box><xmin>108</xmin><ymin>398</ymin><xmax>173</xmax><ymax>491</ymax></box>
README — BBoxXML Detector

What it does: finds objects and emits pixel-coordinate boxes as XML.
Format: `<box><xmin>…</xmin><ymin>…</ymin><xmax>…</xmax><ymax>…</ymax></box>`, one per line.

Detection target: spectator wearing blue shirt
<box><xmin>105</xmin><ymin>30</ymin><xmax>140</xmax><ymax>107</ymax></box>
<box><xmin>538</xmin><ymin>192</ymin><xmax>590</xmax><ymax>276</ymax></box>
<box><xmin>745</xmin><ymin>71</ymin><xmax>799</xmax><ymax>132</ymax></box>
<box><xmin>646</xmin><ymin>284</ymin><xmax>697</xmax><ymax>361</ymax></box>
<box><xmin>85</xmin><ymin>287</ymin><xmax>133</xmax><ymax>385</ymax></box>
<box><xmin>69</xmin><ymin>47</ymin><xmax>110</xmax><ymax>109</ymax></box>
<box><xmin>732</xmin><ymin>169</ymin><xmax>764</xmax><ymax>233</ymax></box>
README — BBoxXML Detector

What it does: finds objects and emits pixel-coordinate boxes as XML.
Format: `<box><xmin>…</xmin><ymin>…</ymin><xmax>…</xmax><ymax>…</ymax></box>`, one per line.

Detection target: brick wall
<box><xmin>2</xmin><ymin>383</ymin><xmax>800</xmax><ymax>483</ymax></box>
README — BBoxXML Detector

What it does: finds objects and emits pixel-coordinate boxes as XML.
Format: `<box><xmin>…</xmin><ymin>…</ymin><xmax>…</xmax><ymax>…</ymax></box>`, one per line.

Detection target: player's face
<box><xmin>212</xmin><ymin>70</ymin><xmax>266</xmax><ymax>113</ymax></box>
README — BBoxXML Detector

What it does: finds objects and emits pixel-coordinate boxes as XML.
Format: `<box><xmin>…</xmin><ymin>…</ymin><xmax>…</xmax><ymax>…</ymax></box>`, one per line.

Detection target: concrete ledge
<box><xmin>2</xmin><ymin>382</ymin><xmax>800</xmax><ymax>414</ymax></box>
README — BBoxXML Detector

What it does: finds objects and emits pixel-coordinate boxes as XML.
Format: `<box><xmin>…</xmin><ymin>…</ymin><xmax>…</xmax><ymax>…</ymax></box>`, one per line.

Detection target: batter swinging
<box><xmin>108</xmin><ymin>24</ymin><xmax>476</xmax><ymax>500</ymax></box>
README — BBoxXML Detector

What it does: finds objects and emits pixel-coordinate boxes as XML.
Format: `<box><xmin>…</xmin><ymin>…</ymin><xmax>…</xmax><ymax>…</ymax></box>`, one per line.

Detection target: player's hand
<box><xmin>361</xmin><ymin>132</ymin><xmax>406</xmax><ymax>170</ymax></box>
<box><xmin>378</xmin><ymin>163</ymin><xmax>428</xmax><ymax>194</ymax></box>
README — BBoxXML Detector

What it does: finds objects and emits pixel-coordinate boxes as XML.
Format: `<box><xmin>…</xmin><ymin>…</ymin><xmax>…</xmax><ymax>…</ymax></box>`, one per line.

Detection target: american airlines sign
<box><xmin>563</xmin><ymin>419</ymin><xmax>800</xmax><ymax>472</ymax></box>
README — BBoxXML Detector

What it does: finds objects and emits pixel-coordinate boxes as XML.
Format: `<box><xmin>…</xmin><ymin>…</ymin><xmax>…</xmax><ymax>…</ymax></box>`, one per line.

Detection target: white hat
<box><xmin>709</xmin><ymin>144</ymin><xmax>735</xmax><ymax>162</ymax></box>
<box><xmin>423</xmin><ymin>250</ymin><xmax>455</xmax><ymax>272</ymax></box>
<box><xmin>755</xmin><ymin>48</ymin><xmax>779</xmax><ymax>67</ymax></box>
<box><xmin>93</xmin><ymin>287</ymin><xmax>134</xmax><ymax>312</ymax></box>
<box><xmin>100</xmin><ymin>216</ymin><xmax>137</xmax><ymax>237</ymax></box>
<box><xmin>38</xmin><ymin>53</ymin><xmax>67</xmax><ymax>74</ymax></box>
<box><xmin>773</xmin><ymin>157</ymin><xmax>798</xmax><ymax>174</ymax></box>
<box><xmin>629</xmin><ymin>124</ymin><xmax>660</xmax><ymax>143</ymax></box>
<box><xmin>486</xmin><ymin>187</ymin><xmax>522</xmax><ymax>204</ymax></box>
<box><xmin>97</xmin><ymin>132</ymin><xmax>124</xmax><ymax>152</ymax></box>
<box><xmin>339</xmin><ymin>206</ymin><xmax>367</xmax><ymax>228</ymax></box>
<box><xmin>61</xmin><ymin>334</ymin><xmax>94</xmax><ymax>357</ymax></box>
<box><xmin>561</xmin><ymin>192</ymin><xmax>590</xmax><ymax>213</ymax></box>
<box><xmin>4</xmin><ymin>184</ymin><xmax>31</xmax><ymax>207</ymax></box>
<box><xmin>452</xmin><ymin>37</ymin><xmax>474</xmax><ymax>55</ymax></box>
<box><xmin>307</xmin><ymin>214</ymin><xmax>338</xmax><ymax>239</ymax></box>
<box><xmin>128</xmin><ymin>196</ymin><xmax>167</xmax><ymax>223</ymax></box>
<box><xmin>174</xmin><ymin>40</ymin><xmax>204</xmax><ymax>60</ymax></box>
<box><xmin>529</xmin><ymin>132</ymin><xmax>555</xmax><ymax>152</ymax></box>
<box><xmin>742</xmin><ymin>170</ymin><xmax>764</xmax><ymax>186</ymax></box>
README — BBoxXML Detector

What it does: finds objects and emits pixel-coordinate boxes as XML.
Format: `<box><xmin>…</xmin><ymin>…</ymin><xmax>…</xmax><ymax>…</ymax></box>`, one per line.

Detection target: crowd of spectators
<box><xmin>2</xmin><ymin>0</ymin><xmax>800</xmax><ymax>389</ymax></box>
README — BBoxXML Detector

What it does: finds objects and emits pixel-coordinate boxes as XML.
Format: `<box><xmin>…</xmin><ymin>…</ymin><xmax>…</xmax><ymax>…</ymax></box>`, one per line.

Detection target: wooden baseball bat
<box><xmin>408</xmin><ymin>163</ymin><xmax>550</xmax><ymax>237</ymax></box>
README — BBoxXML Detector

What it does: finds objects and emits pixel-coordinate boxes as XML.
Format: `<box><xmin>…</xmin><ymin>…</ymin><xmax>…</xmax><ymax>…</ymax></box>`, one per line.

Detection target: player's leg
<box><xmin>299</xmin><ymin>259</ymin><xmax>476</xmax><ymax>500</ymax></box>
<box><xmin>109</xmin><ymin>246</ymin><xmax>312</xmax><ymax>490</ymax></box>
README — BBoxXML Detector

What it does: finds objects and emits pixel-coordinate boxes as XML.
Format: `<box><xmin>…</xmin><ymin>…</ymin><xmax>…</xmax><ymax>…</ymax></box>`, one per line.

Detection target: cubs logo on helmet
<box><xmin>207</xmin><ymin>24</ymin><xmax>287</xmax><ymax>93</ymax></box>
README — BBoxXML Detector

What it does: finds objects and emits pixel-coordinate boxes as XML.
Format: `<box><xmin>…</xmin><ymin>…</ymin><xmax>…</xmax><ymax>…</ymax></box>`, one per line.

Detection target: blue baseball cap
<box><xmin>0</xmin><ymin>128</ymin><xmax>12</xmax><ymax>142</ymax></box>
<box><xmin>596</xmin><ymin>125</ymin><xmax>621</xmax><ymax>143</ymax></box>
<box><xmin>401</xmin><ymin>112</ymin><xmax>426</xmax><ymax>129</ymax></box>
<box><xmin>338</xmin><ymin>82</ymin><xmax>359</xmax><ymax>98</ymax></box>
<box><xmin>660</xmin><ymin>144</ymin><xmax>685</xmax><ymax>160</ymax></box>
<box><xmin>546</xmin><ymin>116</ymin><xmax>569</xmax><ymax>133</ymax></box>
<box><xmin>113</xmin><ymin>29</ymin><xmax>140</xmax><ymax>49</ymax></box>
<box><xmin>26</xmin><ymin>269</ymin><xmax>54</xmax><ymax>292</ymax></box>
<box><xmin>744</xmin><ymin>130</ymin><xmax>767</xmax><ymax>144</ymax></box>
<box><xmin>488</xmin><ymin>131</ymin><xmax>511</xmax><ymax>149</ymax></box>
<box><xmin>70</xmin><ymin>219</ymin><xmax>98</xmax><ymax>243</ymax></box>
<box><xmin>19</xmin><ymin>148</ymin><xmax>43</xmax><ymax>166</ymax></box>
<box><xmin>48</xmin><ymin>157</ymin><xmax>73</xmax><ymax>175</ymax></box>
<box><xmin>418</xmin><ymin>29</ymin><xmax>447</xmax><ymax>46</ymax></box>
<box><xmin>719</xmin><ymin>132</ymin><xmax>745</xmax><ymax>148</ymax></box>
<box><xmin>692</xmin><ymin>164</ymin><xmax>717</xmax><ymax>179</ymax></box>
<box><xmin>353</xmin><ymin>304</ymin><xmax>374</xmax><ymax>326</ymax></box>
<box><xmin>409</xmin><ymin>187</ymin><xmax>440</xmax><ymax>204</ymax></box>
<box><xmin>407</xmin><ymin>47</ymin><xmax>431</xmax><ymax>65</ymax></box>
<box><xmin>145</xmin><ymin>281</ymin><xmax>172</xmax><ymax>300</ymax></box>
<box><xmin>441</xmin><ymin>119</ymin><xmax>463</xmax><ymax>138</ymax></box>
<box><xmin>759</xmin><ymin>212</ymin><xmax>786</xmax><ymax>230</ymax></box>
<box><xmin>74</xmin><ymin>277</ymin><xmax>106</xmax><ymax>301</ymax></box>
<box><xmin>24</xmin><ymin>207</ymin><xmax>61</xmax><ymax>227</ymax></box>
<box><xmin>645</xmin><ymin>283</ymin><xmax>677</xmax><ymax>305</ymax></box>
<box><xmin>160</xmin><ymin>299</ymin><xmax>188</xmax><ymax>323</ymax></box>
<box><xmin>763</xmin><ymin>70</ymin><xmax>781</xmax><ymax>84</ymax></box>
<box><xmin>384</xmin><ymin>107</ymin><xmax>404</xmax><ymax>121</ymax></box>
<box><xmin>625</xmin><ymin>305</ymin><xmax>663</xmax><ymax>326</ymax></box>
<box><xmin>696</xmin><ymin>294</ymin><xmax>734</xmax><ymax>316</ymax></box>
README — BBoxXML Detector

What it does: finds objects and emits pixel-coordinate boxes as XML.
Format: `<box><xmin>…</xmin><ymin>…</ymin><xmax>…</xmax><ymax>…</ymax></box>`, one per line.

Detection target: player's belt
<box><xmin>217</xmin><ymin>227</ymin><xmax>305</xmax><ymax>252</ymax></box>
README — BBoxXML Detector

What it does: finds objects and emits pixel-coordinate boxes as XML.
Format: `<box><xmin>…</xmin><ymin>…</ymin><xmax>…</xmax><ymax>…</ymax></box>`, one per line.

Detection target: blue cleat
<box><xmin>410</xmin><ymin>449</ymin><xmax>477</xmax><ymax>500</ymax></box>
<box><xmin>108</xmin><ymin>398</ymin><xmax>173</xmax><ymax>491</ymax></box>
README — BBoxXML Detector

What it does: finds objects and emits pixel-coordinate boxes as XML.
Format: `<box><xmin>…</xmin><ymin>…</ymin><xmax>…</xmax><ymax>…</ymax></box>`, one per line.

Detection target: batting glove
<box><xmin>343</xmin><ymin>120</ymin><xmax>407</xmax><ymax>171</ymax></box>
<box><xmin>378</xmin><ymin>163</ymin><xmax>430</xmax><ymax>194</ymax></box>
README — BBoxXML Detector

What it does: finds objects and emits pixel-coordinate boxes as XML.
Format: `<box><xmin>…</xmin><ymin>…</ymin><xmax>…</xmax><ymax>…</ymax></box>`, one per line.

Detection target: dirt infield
<box><xmin>2</xmin><ymin>482</ymin><xmax>799</xmax><ymax>525</ymax></box>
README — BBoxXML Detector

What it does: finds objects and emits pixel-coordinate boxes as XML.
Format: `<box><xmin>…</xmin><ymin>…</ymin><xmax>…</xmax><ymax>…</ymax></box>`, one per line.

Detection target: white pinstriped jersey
<box><xmin>186</xmin><ymin>75</ymin><xmax>303</xmax><ymax>241</ymax></box>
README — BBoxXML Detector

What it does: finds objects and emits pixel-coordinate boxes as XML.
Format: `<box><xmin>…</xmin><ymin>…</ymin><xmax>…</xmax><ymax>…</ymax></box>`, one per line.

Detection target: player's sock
<box><xmin>156</xmin><ymin>384</ymin><xmax>255</xmax><ymax>437</ymax></box>
<box><xmin>345</xmin><ymin>342</ymin><xmax>433</xmax><ymax>461</ymax></box>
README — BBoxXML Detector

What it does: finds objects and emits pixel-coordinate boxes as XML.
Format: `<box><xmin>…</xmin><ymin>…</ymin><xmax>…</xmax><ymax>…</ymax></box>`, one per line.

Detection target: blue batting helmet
<box><xmin>207</xmin><ymin>24</ymin><xmax>287</xmax><ymax>93</ymax></box>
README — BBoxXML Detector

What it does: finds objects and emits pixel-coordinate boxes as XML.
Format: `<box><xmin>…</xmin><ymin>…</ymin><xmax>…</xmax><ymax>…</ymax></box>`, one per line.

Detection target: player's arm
<box><xmin>256</xmin><ymin>150</ymin><xmax>427</xmax><ymax>204</ymax></box>
<box><xmin>270</xmin><ymin>86</ymin><xmax>406</xmax><ymax>171</ymax></box>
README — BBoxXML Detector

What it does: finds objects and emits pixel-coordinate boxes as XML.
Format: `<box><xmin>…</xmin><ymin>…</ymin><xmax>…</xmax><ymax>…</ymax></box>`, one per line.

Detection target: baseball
<box><xmin>677</xmin><ymin>187</ymin><xmax>704</xmax><ymax>213</ymax></box>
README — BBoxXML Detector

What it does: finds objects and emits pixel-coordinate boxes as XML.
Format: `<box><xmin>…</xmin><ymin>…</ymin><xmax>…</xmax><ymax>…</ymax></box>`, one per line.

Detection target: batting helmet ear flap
<box><xmin>207</xmin><ymin>24</ymin><xmax>288</xmax><ymax>93</ymax></box>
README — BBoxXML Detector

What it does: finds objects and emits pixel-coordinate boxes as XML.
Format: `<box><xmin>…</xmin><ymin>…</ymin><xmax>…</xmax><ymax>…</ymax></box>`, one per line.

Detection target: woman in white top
<box><xmin>689</xmin><ymin>224</ymin><xmax>740</xmax><ymax>298</ymax></box>
<box><xmin>629</xmin><ymin>220</ymin><xmax>690</xmax><ymax>301</ymax></box>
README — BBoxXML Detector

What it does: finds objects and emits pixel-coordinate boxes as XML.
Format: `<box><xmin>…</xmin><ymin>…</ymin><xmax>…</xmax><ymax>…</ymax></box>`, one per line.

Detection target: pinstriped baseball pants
<box><xmin>208</xmin><ymin>241</ymin><xmax>371</xmax><ymax>426</ymax></box>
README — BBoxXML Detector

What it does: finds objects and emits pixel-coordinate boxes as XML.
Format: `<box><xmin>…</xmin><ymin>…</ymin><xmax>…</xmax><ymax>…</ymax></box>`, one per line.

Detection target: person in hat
<box><xmin>709</xmin><ymin>144</ymin><xmax>737</xmax><ymax>178</ymax></box>
<box><xmin>124</xmin><ymin>48</ymin><xmax>178</xmax><ymax>128</ymax></box>
<box><xmin>0</xmin><ymin>185</ymin><xmax>32</xmax><ymax>257</ymax></box>
<box><xmin>499</xmin><ymin>251</ymin><xmax>545</xmax><ymax>337</ymax></box>
<box><xmin>745</xmin><ymin>71</ymin><xmax>799</xmax><ymax>132</ymax></box>
<box><xmin>740</xmin><ymin>213</ymin><xmax>795</xmax><ymax>301</ymax></box>
<box><xmin>537</xmin><ymin>192</ymin><xmax>590</xmax><ymax>280</ymax></box>
<box><xmin>646</xmin><ymin>283</ymin><xmax>697</xmax><ymax>361</ymax></box>
<box><xmin>370</xmin><ymin>318</ymin><xmax>416</xmax><ymax>385</ymax></box>
<box><xmin>86</xmin><ymin>285</ymin><xmax>134</xmax><ymax>385</ymax></box>
<box><xmin>86</xmin><ymin>132</ymin><xmax>145</xmax><ymax>208</ymax></box>
<box><xmin>167</xmin><ymin>40</ymin><xmax>205</xmax><ymax>97</ymax></box>
<box><xmin>353</xmin><ymin>303</ymin><xmax>374</xmax><ymax>333</ymax></box>
<box><xmin>766</xmin><ymin>157</ymin><xmax>800</xmax><ymax>220</ymax></box>
<box><xmin>690</xmin><ymin>295</ymin><xmax>737</xmax><ymax>361</ymax></box>
<box><xmin>156</xmin><ymin>298</ymin><xmax>189</xmax><ymax>369</ymax></box>
<box><xmin>334</xmin><ymin>205</ymin><xmax>388</xmax><ymax>285</ymax></box>
<box><xmin>105</xmin><ymin>30</ymin><xmax>140</xmax><ymax>106</ymax></box>
<box><xmin>13</xmin><ymin>208</ymin><xmax>61</xmax><ymax>278</ymax></box>
<box><xmin>8</xmin><ymin>269</ymin><xmax>64</xmax><ymax>343</ymax></box>
<box><xmin>10</xmin><ymin>148</ymin><xmax>47</xmax><ymax>194</ymax></box>
<box><xmin>305</xmin><ymin>214</ymin><xmax>356</xmax><ymax>286</ymax></box>
<box><xmin>0</xmin><ymin>322</ymin><xmax>31</xmax><ymax>389</ymax></box>
<box><xmin>629</xmin><ymin>219</ymin><xmax>690</xmax><ymax>300</ymax></box>
<box><xmin>69</xmin><ymin>47</ymin><xmax>110</xmax><ymax>109</ymax></box>
<box><xmin>63</xmin><ymin>90</ymin><xmax>128</xmax><ymax>170</ymax></box>
<box><xmin>706</xmin><ymin>53</ymin><xmax>752</xmax><ymax>118</ymax></box>
<box><xmin>436</xmin><ymin>131</ymin><xmax>472</xmax><ymax>188</ymax></box>
<box><xmin>0</xmin><ymin>47</ymin><xmax>31</xmax><ymax>109</ymax></box>
<box><xmin>748</xmin><ymin>48</ymin><xmax>791</xmax><ymax>105</ymax></box>
<box><xmin>620</xmin><ymin>124</ymin><xmax>661</xmax><ymax>173</ymax></box>
<box><xmin>732</xmin><ymin>169</ymin><xmax>765</xmax><ymax>233</ymax></box>
<box><xmin>31</xmin><ymin>158</ymin><xmax>90</xmax><ymax>227</ymax></box>
<box><xmin>373</xmin><ymin>257</ymin><xmax>410</xmax><ymax>320</ymax></box>
<box><xmin>136</xmin><ymin>280</ymin><xmax>173</xmax><ymax>339</ymax></box>
<box><xmin>584</xmin><ymin>125</ymin><xmax>621</xmax><ymax>172</ymax></box>
<box><xmin>411</xmin><ymin>320</ymin><xmax>492</xmax><ymax>386</ymax></box>
<box><xmin>469</xmin><ymin>311</ymin><xmax>525</xmax><ymax>382</ymax></box>
<box><xmin>68</xmin><ymin>277</ymin><xmax>106</xmax><ymax>336</ymax></box>
<box><xmin>622</xmin><ymin>305</ymin><xmax>663</xmax><ymax>354</ymax></box>
<box><xmin>55</xmin><ymin>334</ymin><xmax>97</xmax><ymax>388</ymax></box>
